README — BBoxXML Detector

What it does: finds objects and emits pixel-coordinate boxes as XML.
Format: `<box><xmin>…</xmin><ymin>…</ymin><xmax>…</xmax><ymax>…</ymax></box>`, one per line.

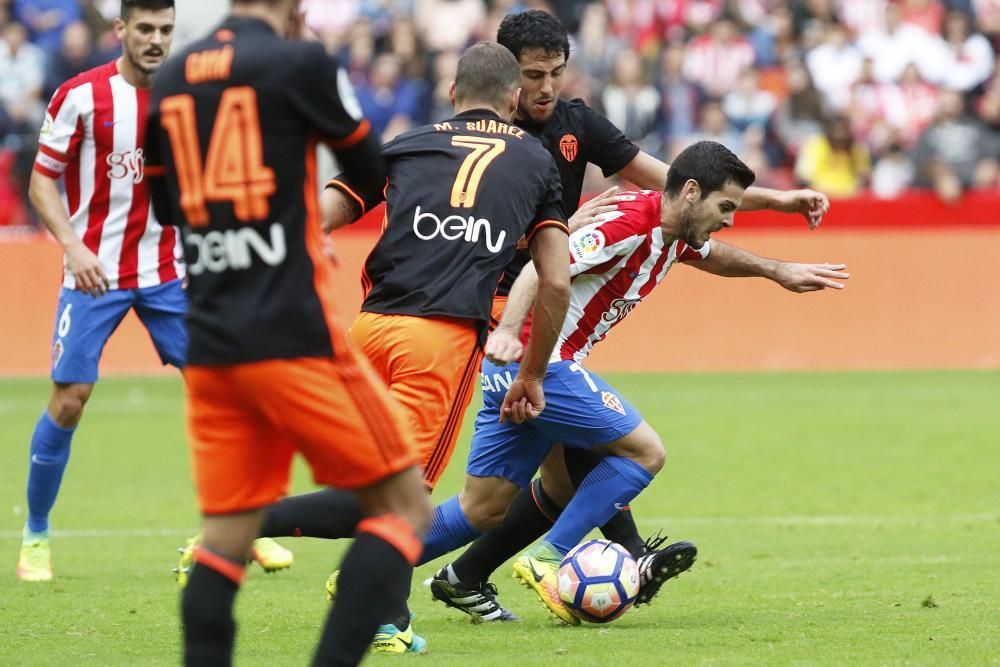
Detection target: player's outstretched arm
<box><xmin>737</xmin><ymin>187</ymin><xmax>829</xmax><ymax>230</ymax></box>
<box><xmin>687</xmin><ymin>239</ymin><xmax>849</xmax><ymax>293</ymax></box>
<box><xmin>501</xmin><ymin>227</ymin><xmax>570</xmax><ymax>424</ymax></box>
<box><xmin>616</xmin><ymin>150</ymin><xmax>829</xmax><ymax>229</ymax></box>
<box><xmin>28</xmin><ymin>170</ymin><xmax>109</xmax><ymax>296</ymax></box>
<box><xmin>485</xmin><ymin>263</ymin><xmax>537</xmax><ymax>366</ymax></box>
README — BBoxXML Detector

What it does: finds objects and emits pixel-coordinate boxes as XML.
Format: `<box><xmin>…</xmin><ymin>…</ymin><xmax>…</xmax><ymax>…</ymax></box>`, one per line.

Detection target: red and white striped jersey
<box><xmin>34</xmin><ymin>60</ymin><xmax>183</xmax><ymax>290</ymax></box>
<box><xmin>542</xmin><ymin>190</ymin><xmax>709</xmax><ymax>364</ymax></box>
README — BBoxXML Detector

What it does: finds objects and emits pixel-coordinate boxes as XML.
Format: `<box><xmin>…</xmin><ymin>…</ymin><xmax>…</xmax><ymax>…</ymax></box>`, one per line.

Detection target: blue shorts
<box><xmin>50</xmin><ymin>280</ymin><xmax>188</xmax><ymax>384</ymax></box>
<box><xmin>466</xmin><ymin>359</ymin><xmax>643</xmax><ymax>488</ymax></box>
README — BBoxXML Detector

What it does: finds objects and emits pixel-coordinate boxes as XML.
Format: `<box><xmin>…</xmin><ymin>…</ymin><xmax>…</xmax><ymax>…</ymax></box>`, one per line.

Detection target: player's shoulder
<box><xmin>618</xmin><ymin>189</ymin><xmax>661</xmax><ymax>213</ymax></box>
<box><xmin>47</xmin><ymin>60</ymin><xmax>116</xmax><ymax>114</ymax></box>
<box><xmin>53</xmin><ymin>60</ymin><xmax>117</xmax><ymax>96</ymax></box>
<box><xmin>605</xmin><ymin>190</ymin><xmax>661</xmax><ymax>231</ymax></box>
<box><xmin>554</xmin><ymin>97</ymin><xmax>603</xmax><ymax>125</ymax></box>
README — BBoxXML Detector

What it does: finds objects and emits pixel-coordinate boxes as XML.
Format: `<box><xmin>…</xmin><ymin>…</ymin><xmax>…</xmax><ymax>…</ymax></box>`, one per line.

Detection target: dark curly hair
<box><xmin>666</xmin><ymin>141</ymin><xmax>756</xmax><ymax>198</ymax></box>
<box><xmin>497</xmin><ymin>10</ymin><xmax>570</xmax><ymax>63</ymax></box>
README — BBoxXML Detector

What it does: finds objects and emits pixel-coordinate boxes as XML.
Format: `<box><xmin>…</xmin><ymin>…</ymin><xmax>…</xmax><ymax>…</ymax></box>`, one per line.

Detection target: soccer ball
<box><xmin>557</xmin><ymin>539</ymin><xmax>640</xmax><ymax>623</ymax></box>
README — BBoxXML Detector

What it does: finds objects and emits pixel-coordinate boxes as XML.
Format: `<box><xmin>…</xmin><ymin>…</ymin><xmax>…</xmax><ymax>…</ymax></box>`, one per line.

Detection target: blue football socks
<box><xmin>419</xmin><ymin>495</ymin><xmax>481</xmax><ymax>565</ymax></box>
<box><xmin>25</xmin><ymin>411</ymin><xmax>75</xmax><ymax>535</ymax></box>
<box><xmin>546</xmin><ymin>455</ymin><xmax>653</xmax><ymax>556</ymax></box>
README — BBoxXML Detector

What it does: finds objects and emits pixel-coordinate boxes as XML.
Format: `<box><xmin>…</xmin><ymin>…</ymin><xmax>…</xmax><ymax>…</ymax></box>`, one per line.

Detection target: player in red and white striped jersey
<box><xmin>549</xmin><ymin>190</ymin><xmax>710</xmax><ymax>365</ymax></box>
<box><xmin>422</xmin><ymin>142</ymin><xmax>850</xmax><ymax>623</ymax></box>
<box><xmin>16</xmin><ymin>0</ymin><xmax>185</xmax><ymax>583</ymax></box>
<box><xmin>35</xmin><ymin>58</ymin><xmax>183</xmax><ymax>290</ymax></box>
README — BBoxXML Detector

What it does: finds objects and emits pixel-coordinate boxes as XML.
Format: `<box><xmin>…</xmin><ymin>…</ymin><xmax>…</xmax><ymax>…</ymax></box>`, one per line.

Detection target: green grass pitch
<box><xmin>1</xmin><ymin>371</ymin><xmax>998</xmax><ymax>665</ymax></box>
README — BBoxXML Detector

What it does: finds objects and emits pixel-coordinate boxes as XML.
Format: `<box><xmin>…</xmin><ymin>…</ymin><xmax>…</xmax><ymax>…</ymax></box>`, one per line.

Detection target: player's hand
<box><xmin>568</xmin><ymin>186</ymin><xmax>622</xmax><ymax>232</ymax></box>
<box><xmin>500</xmin><ymin>375</ymin><xmax>545</xmax><ymax>424</ymax></box>
<box><xmin>773</xmin><ymin>262</ymin><xmax>849</xmax><ymax>292</ymax></box>
<box><xmin>65</xmin><ymin>241</ymin><xmax>110</xmax><ymax>297</ymax></box>
<box><xmin>773</xmin><ymin>189</ymin><xmax>829</xmax><ymax>230</ymax></box>
<box><xmin>485</xmin><ymin>328</ymin><xmax>523</xmax><ymax>366</ymax></box>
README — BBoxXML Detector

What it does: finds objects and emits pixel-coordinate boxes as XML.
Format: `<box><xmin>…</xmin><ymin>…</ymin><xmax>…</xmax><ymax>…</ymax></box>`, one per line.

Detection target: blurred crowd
<box><xmin>2</xmin><ymin>0</ymin><xmax>999</xmax><ymax>227</ymax></box>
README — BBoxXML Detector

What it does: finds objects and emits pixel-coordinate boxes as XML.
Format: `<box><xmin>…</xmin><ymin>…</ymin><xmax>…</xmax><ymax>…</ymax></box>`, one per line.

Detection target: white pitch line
<box><xmin>1</xmin><ymin>513</ymin><xmax>995</xmax><ymax>540</ymax></box>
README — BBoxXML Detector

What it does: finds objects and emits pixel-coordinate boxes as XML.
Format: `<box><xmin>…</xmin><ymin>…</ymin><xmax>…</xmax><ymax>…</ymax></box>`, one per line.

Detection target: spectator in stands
<box><xmin>428</xmin><ymin>49</ymin><xmax>459</xmax><ymax>123</ymax></box>
<box><xmin>723</xmin><ymin>67</ymin><xmax>777</xmax><ymax>132</ymax></box>
<box><xmin>936</xmin><ymin>10</ymin><xmax>995</xmax><ymax>93</ymax></box>
<box><xmin>849</xmin><ymin>56</ymin><xmax>897</xmax><ymax>154</ymax></box>
<box><xmin>600</xmin><ymin>47</ymin><xmax>659</xmax><ymax>144</ymax></box>
<box><xmin>340</xmin><ymin>18</ymin><xmax>376</xmax><ymax>82</ymax></box>
<box><xmin>795</xmin><ymin>114</ymin><xmax>871</xmax><ymax>197</ymax></box>
<box><xmin>683</xmin><ymin>18</ymin><xmax>755</xmax><ymax>98</ymax></box>
<box><xmin>746</xmin><ymin>4</ymin><xmax>800</xmax><ymax>66</ymax></box>
<box><xmin>857</xmin><ymin>1</ymin><xmax>940</xmax><ymax>84</ymax></box>
<box><xmin>43</xmin><ymin>21</ymin><xmax>99</xmax><ymax>100</ymax></box>
<box><xmin>837</xmin><ymin>0</ymin><xmax>889</xmax><ymax>38</ymax></box>
<box><xmin>806</xmin><ymin>21</ymin><xmax>863</xmax><ymax>110</ymax></box>
<box><xmin>871</xmin><ymin>142</ymin><xmax>915</xmax><ymax>198</ymax></box>
<box><xmin>972</xmin><ymin>0</ymin><xmax>1000</xmax><ymax>40</ymax></box>
<box><xmin>654</xmin><ymin>40</ymin><xmax>702</xmax><ymax>151</ymax></box>
<box><xmin>574</xmin><ymin>2</ymin><xmax>621</xmax><ymax>87</ymax></box>
<box><xmin>672</xmin><ymin>98</ymin><xmax>744</xmax><ymax>156</ymax></box>
<box><xmin>913</xmin><ymin>89</ymin><xmax>1000</xmax><ymax>201</ymax></box>
<box><xmin>12</xmin><ymin>0</ymin><xmax>79</xmax><ymax>52</ymax></box>
<box><xmin>414</xmin><ymin>0</ymin><xmax>485</xmax><ymax>52</ymax></box>
<box><xmin>356</xmin><ymin>52</ymin><xmax>423</xmax><ymax>141</ymax></box>
<box><xmin>0</xmin><ymin>21</ymin><xmax>45</xmax><ymax>133</ymax></box>
<box><xmin>894</xmin><ymin>63</ymin><xmax>939</xmax><ymax>145</ymax></box>
<box><xmin>303</xmin><ymin>0</ymin><xmax>360</xmax><ymax>53</ymax></box>
<box><xmin>899</xmin><ymin>0</ymin><xmax>945</xmax><ymax>35</ymax></box>
<box><xmin>773</xmin><ymin>60</ymin><xmax>825</xmax><ymax>156</ymax></box>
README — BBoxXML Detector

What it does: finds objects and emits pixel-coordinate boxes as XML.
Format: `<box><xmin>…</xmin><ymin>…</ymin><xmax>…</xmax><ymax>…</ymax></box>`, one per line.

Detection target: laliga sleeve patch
<box><xmin>39</xmin><ymin>114</ymin><xmax>53</xmax><ymax>139</ymax></box>
<box><xmin>570</xmin><ymin>228</ymin><xmax>605</xmax><ymax>261</ymax></box>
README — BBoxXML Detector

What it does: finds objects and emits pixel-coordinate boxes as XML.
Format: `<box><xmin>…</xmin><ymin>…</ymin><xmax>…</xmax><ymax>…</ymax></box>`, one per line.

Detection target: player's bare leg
<box><xmin>18</xmin><ymin>382</ymin><xmax>94</xmax><ymax>582</ymax></box>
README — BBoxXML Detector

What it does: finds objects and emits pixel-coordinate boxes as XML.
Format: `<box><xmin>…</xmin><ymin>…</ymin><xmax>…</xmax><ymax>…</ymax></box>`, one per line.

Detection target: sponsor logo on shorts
<box><xmin>480</xmin><ymin>370</ymin><xmax>514</xmax><ymax>393</ymax></box>
<box><xmin>602</xmin><ymin>391</ymin><xmax>625</xmax><ymax>415</ymax></box>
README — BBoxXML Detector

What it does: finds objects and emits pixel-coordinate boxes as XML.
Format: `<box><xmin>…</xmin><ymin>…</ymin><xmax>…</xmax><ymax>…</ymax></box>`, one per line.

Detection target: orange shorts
<box><xmin>184</xmin><ymin>353</ymin><xmax>419</xmax><ymax>515</ymax></box>
<box><xmin>350</xmin><ymin>311</ymin><xmax>482</xmax><ymax>488</ymax></box>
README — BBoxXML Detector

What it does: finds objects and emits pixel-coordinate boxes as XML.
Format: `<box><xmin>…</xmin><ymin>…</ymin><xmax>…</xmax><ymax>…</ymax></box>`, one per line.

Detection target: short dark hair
<box><xmin>455</xmin><ymin>42</ymin><xmax>521</xmax><ymax>110</ymax></box>
<box><xmin>665</xmin><ymin>141</ymin><xmax>756</xmax><ymax>198</ymax></box>
<box><xmin>497</xmin><ymin>10</ymin><xmax>570</xmax><ymax>63</ymax></box>
<box><xmin>120</xmin><ymin>0</ymin><xmax>174</xmax><ymax>20</ymax></box>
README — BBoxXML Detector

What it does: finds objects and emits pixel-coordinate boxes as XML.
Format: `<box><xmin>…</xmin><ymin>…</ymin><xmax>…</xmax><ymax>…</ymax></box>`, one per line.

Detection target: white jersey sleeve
<box><xmin>35</xmin><ymin>83</ymin><xmax>88</xmax><ymax>178</ymax></box>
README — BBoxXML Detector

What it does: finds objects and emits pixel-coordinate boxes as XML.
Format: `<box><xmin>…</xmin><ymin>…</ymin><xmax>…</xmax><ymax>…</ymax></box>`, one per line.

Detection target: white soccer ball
<box><xmin>557</xmin><ymin>539</ymin><xmax>639</xmax><ymax>623</ymax></box>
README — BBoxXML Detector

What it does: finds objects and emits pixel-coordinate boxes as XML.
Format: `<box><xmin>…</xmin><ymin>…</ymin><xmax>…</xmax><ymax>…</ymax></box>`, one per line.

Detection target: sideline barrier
<box><xmin>1</xmin><ymin>192</ymin><xmax>998</xmax><ymax>376</ymax></box>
